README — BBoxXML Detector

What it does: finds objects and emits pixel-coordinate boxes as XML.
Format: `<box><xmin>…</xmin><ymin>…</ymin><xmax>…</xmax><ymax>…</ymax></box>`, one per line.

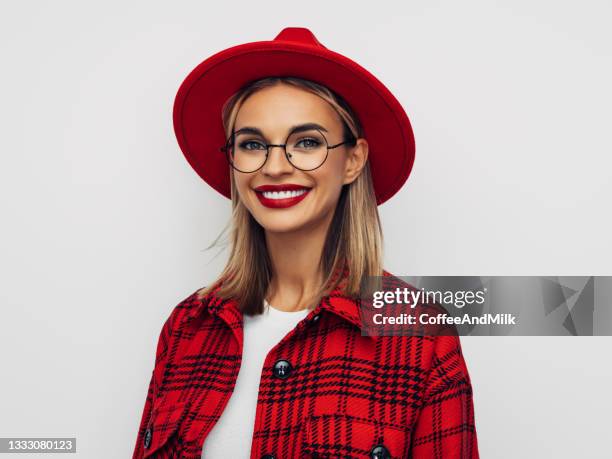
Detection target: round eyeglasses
<box><xmin>220</xmin><ymin>127</ymin><xmax>356</xmax><ymax>173</ymax></box>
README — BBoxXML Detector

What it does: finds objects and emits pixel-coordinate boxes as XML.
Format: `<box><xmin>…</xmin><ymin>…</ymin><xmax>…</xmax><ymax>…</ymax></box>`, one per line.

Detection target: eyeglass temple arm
<box><xmin>328</xmin><ymin>139</ymin><xmax>355</xmax><ymax>149</ymax></box>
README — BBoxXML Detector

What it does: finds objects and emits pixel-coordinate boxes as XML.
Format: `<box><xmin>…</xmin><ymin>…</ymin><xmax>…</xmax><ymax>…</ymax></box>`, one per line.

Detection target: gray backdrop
<box><xmin>0</xmin><ymin>0</ymin><xmax>610</xmax><ymax>457</ymax></box>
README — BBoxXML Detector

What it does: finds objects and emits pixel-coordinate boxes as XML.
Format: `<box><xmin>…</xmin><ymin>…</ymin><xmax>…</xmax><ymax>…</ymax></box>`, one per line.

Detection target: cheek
<box><xmin>232</xmin><ymin>176</ymin><xmax>255</xmax><ymax>209</ymax></box>
<box><xmin>233</xmin><ymin>174</ymin><xmax>251</xmax><ymax>196</ymax></box>
<box><xmin>311</xmin><ymin>170</ymin><xmax>344</xmax><ymax>206</ymax></box>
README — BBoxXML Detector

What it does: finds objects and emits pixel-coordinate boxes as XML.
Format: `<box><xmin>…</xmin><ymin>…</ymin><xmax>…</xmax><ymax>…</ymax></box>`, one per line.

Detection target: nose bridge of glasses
<box><xmin>263</xmin><ymin>143</ymin><xmax>293</xmax><ymax>169</ymax></box>
<box><xmin>266</xmin><ymin>143</ymin><xmax>287</xmax><ymax>153</ymax></box>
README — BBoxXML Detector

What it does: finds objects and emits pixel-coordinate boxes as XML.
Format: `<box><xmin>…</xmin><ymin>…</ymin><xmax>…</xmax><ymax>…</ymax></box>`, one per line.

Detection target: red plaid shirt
<box><xmin>132</xmin><ymin>269</ymin><xmax>479</xmax><ymax>458</ymax></box>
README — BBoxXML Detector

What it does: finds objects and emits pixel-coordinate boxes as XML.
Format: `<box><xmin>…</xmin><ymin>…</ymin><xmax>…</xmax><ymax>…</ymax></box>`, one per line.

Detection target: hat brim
<box><xmin>173</xmin><ymin>40</ymin><xmax>415</xmax><ymax>205</ymax></box>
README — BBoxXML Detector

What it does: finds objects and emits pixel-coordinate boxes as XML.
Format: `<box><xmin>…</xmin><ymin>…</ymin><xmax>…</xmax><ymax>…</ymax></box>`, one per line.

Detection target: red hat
<box><xmin>173</xmin><ymin>27</ymin><xmax>415</xmax><ymax>205</ymax></box>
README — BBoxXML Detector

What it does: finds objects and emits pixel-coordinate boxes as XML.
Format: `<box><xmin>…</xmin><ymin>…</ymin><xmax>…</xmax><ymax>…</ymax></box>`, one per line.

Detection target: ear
<box><xmin>342</xmin><ymin>138</ymin><xmax>369</xmax><ymax>185</ymax></box>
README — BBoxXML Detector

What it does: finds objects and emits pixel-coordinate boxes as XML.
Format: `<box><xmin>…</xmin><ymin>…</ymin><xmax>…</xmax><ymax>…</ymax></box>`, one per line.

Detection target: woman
<box><xmin>133</xmin><ymin>27</ymin><xmax>479</xmax><ymax>459</ymax></box>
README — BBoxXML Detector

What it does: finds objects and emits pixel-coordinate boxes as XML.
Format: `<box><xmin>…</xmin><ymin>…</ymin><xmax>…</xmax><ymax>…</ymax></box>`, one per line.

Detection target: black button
<box><xmin>272</xmin><ymin>359</ymin><xmax>292</xmax><ymax>379</ymax></box>
<box><xmin>370</xmin><ymin>444</ymin><xmax>390</xmax><ymax>459</ymax></box>
<box><xmin>143</xmin><ymin>427</ymin><xmax>152</xmax><ymax>449</ymax></box>
<box><xmin>261</xmin><ymin>455</ymin><xmax>276</xmax><ymax>459</ymax></box>
<box><xmin>312</xmin><ymin>313</ymin><xmax>321</xmax><ymax>322</ymax></box>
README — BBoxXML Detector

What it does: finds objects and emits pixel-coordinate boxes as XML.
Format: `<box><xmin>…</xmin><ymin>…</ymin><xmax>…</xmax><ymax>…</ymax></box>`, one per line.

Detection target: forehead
<box><xmin>234</xmin><ymin>84</ymin><xmax>343</xmax><ymax>134</ymax></box>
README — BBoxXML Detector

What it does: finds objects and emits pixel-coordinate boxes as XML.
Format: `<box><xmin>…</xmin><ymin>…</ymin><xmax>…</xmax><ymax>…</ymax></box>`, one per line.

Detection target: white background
<box><xmin>1</xmin><ymin>1</ymin><xmax>610</xmax><ymax>457</ymax></box>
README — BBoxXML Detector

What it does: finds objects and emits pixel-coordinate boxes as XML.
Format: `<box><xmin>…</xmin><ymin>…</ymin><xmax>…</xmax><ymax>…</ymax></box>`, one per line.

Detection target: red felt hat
<box><xmin>173</xmin><ymin>27</ymin><xmax>415</xmax><ymax>205</ymax></box>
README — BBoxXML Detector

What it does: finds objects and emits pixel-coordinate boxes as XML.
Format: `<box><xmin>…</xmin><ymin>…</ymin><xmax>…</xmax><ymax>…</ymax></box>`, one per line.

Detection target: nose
<box><xmin>261</xmin><ymin>144</ymin><xmax>294</xmax><ymax>176</ymax></box>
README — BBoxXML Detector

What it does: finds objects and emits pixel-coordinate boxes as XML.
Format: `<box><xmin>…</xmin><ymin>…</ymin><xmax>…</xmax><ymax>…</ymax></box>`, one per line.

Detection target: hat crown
<box><xmin>273</xmin><ymin>27</ymin><xmax>327</xmax><ymax>49</ymax></box>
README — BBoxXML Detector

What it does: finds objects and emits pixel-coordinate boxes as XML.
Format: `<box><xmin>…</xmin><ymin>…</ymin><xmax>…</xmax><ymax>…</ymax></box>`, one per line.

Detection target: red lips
<box><xmin>254</xmin><ymin>184</ymin><xmax>312</xmax><ymax>208</ymax></box>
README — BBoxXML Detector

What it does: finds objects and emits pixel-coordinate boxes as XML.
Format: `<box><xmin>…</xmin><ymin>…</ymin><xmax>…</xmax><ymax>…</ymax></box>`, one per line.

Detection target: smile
<box><xmin>254</xmin><ymin>186</ymin><xmax>311</xmax><ymax>209</ymax></box>
<box><xmin>261</xmin><ymin>189</ymin><xmax>308</xmax><ymax>199</ymax></box>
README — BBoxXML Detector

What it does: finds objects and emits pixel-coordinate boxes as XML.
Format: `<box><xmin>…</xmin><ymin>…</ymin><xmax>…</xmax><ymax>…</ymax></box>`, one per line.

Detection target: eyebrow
<box><xmin>233</xmin><ymin>122</ymin><xmax>329</xmax><ymax>138</ymax></box>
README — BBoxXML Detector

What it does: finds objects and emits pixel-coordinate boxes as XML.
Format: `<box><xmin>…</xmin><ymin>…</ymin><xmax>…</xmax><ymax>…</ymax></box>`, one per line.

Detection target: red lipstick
<box><xmin>254</xmin><ymin>184</ymin><xmax>312</xmax><ymax>209</ymax></box>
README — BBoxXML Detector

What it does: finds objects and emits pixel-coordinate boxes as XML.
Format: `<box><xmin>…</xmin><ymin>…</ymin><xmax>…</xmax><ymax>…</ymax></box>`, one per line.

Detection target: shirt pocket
<box><xmin>142</xmin><ymin>399</ymin><xmax>187</xmax><ymax>458</ymax></box>
<box><xmin>301</xmin><ymin>413</ymin><xmax>410</xmax><ymax>459</ymax></box>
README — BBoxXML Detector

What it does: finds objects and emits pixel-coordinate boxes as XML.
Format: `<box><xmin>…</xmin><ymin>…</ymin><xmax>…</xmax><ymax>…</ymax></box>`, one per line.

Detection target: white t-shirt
<box><xmin>201</xmin><ymin>298</ymin><xmax>310</xmax><ymax>458</ymax></box>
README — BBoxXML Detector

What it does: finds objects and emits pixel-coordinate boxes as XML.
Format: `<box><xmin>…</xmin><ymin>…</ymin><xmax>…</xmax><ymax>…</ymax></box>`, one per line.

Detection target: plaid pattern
<box><xmin>132</xmin><ymin>268</ymin><xmax>479</xmax><ymax>458</ymax></box>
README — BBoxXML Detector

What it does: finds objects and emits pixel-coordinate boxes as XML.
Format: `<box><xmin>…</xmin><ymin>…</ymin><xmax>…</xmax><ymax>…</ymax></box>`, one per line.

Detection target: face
<box><xmin>231</xmin><ymin>84</ymin><xmax>368</xmax><ymax>234</ymax></box>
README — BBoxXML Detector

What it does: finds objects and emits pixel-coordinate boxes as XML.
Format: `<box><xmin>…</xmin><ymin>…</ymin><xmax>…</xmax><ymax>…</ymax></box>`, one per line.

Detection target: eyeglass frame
<box><xmin>219</xmin><ymin>127</ymin><xmax>357</xmax><ymax>173</ymax></box>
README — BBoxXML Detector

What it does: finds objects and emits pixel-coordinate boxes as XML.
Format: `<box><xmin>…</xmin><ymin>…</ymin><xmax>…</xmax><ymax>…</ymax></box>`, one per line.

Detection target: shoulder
<box><xmin>378</xmin><ymin>269</ymin><xmax>468</xmax><ymax>371</ymax></box>
<box><xmin>154</xmin><ymin>287</ymin><xmax>207</xmax><ymax>345</ymax></box>
<box><xmin>167</xmin><ymin>286</ymin><xmax>207</xmax><ymax>328</ymax></box>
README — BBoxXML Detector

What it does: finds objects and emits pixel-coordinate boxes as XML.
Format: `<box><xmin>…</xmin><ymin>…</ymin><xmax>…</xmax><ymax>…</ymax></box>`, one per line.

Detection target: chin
<box><xmin>257</xmin><ymin>217</ymin><xmax>308</xmax><ymax>234</ymax></box>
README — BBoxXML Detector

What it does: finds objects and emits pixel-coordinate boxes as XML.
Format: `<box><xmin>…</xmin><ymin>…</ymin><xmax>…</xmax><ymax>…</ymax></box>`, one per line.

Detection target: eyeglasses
<box><xmin>220</xmin><ymin>127</ymin><xmax>356</xmax><ymax>173</ymax></box>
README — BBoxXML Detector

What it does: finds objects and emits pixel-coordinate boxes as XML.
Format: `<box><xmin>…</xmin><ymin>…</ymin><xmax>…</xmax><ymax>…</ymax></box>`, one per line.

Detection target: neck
<box><xmin>264</xmin><ymin>210</ymin><xmax>334</xmax><ymax>312</ymax></box>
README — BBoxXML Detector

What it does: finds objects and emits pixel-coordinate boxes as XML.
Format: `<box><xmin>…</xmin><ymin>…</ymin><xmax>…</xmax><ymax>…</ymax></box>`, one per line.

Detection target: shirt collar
<box><xmin>185</xmin><ymin>265</ymin><xmax>385</xmax><ymax>340</ymax></box>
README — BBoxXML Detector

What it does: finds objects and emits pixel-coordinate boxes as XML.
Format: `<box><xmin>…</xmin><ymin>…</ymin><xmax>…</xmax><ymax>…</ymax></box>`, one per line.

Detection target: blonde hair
<box><xmin>197</xmin><ymin>76</ymin><xmax>383</xmax><ymax>315</ymax></box>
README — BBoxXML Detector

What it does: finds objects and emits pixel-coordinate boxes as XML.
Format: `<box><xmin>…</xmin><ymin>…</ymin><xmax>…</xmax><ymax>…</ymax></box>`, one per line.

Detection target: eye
<box><xmin>239</xmin><ymin>140</ymin><xmax>267</xmax><ymax>151</ymax></box>
<box><xmin>296</xmin><ymin>138</ymin><xmax>321</xmax><ymax>149</ymax></box>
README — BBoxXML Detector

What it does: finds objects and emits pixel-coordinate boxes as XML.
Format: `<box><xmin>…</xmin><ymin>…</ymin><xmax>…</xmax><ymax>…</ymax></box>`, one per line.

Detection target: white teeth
<box><xmin>261</xmin><ymin>189</ymin><xmax>309</xmax><ymax>199</ymax></box>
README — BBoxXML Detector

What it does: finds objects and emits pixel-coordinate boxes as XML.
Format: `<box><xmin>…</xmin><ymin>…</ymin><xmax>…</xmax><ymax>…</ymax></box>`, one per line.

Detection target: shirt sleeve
<box><xmin>131</xmin><ymin>311</ymin><xmax>175</xmax><ymax>459</ymax></box>
<box><xmin>409</xmin><ymin>334</ymin><xmax>480</xmax><ymax>458</ymax></box>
